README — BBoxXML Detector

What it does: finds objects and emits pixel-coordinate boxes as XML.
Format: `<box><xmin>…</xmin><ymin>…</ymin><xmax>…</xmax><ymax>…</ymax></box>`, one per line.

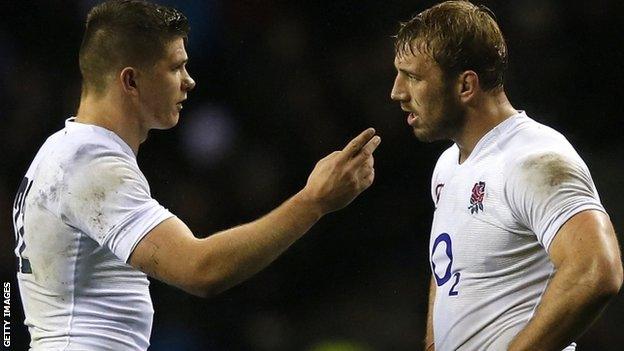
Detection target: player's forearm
<box><xmin>507</xmin><ymin>257</ymin><xmax>622</xmax><ymax>351</ymax></box>
<box><xmin>425</xmin><ymin>276</ymin><xmax>436</xmax><ymax>350</ymax></box>
<box><xmin>194</xmin><ymin>190</ymin><xmax>324</xmax><ymax>296</ymax></box>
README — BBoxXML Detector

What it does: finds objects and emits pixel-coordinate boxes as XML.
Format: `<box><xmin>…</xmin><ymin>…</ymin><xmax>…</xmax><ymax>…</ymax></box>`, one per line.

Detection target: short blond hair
<box><xmin>395</xmin><ymin>1</ymin><xmax>508</xmax><ymax>90</ymax></box>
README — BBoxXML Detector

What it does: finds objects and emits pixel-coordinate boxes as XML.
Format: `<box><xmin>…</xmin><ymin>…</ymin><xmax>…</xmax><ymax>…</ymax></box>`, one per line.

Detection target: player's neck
<box><xmin>75</xmin><ymin>92</ymin><xmax>145</xmax><ymax>155</ymax></box>
<box><xmin>455</xmin><ymin>90</ymin><xmax>516</xmax><ymax>164</ymax></box>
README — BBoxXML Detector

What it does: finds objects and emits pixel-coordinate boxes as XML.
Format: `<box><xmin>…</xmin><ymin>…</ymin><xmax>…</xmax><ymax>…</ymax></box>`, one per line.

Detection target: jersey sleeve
<box><xmin>59</xmin><ymin>145</ymin><xmax>174</xmax><ymax>262</ymax></box>
<box><xmin>504</xmin><ymin>151</ymin><xmax>605</xmax><ymax>251</ymax></box>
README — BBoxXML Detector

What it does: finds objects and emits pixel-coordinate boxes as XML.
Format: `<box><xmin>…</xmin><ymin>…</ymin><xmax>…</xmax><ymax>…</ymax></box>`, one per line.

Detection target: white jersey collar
<box><xmin>65</xmin><ymin>117</ymin><xmax>136</xmax><ymax>158</ymax></box>
<box><xmin>457</xmin><ymin>110</ymin><xmax>528</xmax><ymax>165</ymax></box>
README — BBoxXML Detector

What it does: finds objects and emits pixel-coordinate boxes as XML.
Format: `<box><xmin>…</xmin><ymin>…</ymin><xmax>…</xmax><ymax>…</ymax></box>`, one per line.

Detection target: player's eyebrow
<box><xmin>398</xmin><ymin>68</ymin><xmax>421</xmax><ymax>77</ymax></box>
<box><xmin>173</xmin><ymin>58</ymin><xmax>188</xmax><ymax>67</ymax></box>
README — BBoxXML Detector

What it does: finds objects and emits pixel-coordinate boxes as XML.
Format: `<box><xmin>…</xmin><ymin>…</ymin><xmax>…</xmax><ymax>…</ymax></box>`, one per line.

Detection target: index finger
<box><xmin>341</xmin><ymin>128</ymin><xmax>376</xmax><ymax>157</ymax></box>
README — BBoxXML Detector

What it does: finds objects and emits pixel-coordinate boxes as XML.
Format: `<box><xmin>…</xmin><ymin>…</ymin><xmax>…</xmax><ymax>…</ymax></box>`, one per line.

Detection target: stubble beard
<box><xmin>414</xmin><ymin>84</ymin><xmax>465</xmax><ymax>143</ymax></box>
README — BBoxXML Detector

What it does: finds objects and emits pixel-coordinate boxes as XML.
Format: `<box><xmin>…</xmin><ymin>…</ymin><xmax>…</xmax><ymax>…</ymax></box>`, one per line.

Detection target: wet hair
<box><xmin>394</xmin><ymin>0</ymin><xmax>508</xmax><ymax>91</ymax></box>
<box><xmin>79</xmin><ymin>0</ymin><xmax>189</xmax><ymax>95</ymax></box>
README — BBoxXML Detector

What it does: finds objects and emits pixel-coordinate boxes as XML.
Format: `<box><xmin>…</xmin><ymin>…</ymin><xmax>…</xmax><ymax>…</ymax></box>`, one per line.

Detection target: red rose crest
<box><xmin>468</xmin><ymin>181</ymin><xmax>486</xmax><ymax>214</ymax></box>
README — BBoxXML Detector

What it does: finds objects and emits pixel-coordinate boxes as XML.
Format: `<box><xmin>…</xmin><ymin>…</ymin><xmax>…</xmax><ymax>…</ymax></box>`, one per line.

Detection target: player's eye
<box><xmin>400</xmin><ymin>70</ymin><xmax>420</xmax><ymax>81</ymax></box>
<box><xmin>407</xmin><ymin>73</ymin><xmax>420</xmax><ymax>81</ymax></box>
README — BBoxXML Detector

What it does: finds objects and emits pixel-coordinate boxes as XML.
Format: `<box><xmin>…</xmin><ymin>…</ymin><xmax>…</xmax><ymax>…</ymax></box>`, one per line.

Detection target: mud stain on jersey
<box><xmin>32</xmin><ymin>164</ymin><xmax>67</xmax><ymax>210</ymax></box>
<box><xmin>521</xmin><ymin>153</ymin><xmax>575</xmax><ymax>195</ymax></box>
<box><xmin>67</xmin><ymin>154</ymin><xmax>125</xmax><ymax>242</ymax></box>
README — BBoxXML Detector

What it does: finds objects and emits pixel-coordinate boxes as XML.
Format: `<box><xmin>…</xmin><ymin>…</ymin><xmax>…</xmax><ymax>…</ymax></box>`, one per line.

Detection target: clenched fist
<box><xmin>301</xmin><ymin>128</ymin><xmax>381</xmax><ymax>215</ymax></box>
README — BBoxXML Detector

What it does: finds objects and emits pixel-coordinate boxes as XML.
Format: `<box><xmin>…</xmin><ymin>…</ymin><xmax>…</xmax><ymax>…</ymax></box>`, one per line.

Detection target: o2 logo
<box><xmin>431</xmin><ymin>233</ymin><xmax>460</xmax><ymax>296</ymax></box>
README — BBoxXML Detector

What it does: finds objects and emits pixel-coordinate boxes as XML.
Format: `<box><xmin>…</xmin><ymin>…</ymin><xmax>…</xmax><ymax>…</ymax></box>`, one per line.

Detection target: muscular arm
<box><xmin>508</xmin><ymin>210</ymin><xmax>623</xmax><ymax>351</ymax></box>
<box><xmin>130</xmin><ymin>129</ymin><xmax>380</xmax><ymax>297</ymax></box>
<box><xmin>130</xmin><ymin>193</ymin><xmax>323</xmax><ymax>297</ymax></box>
<box><xmin>425</xmin><ymin>276</ymin><xmax>436</xmax><ymax>351</ymax></box>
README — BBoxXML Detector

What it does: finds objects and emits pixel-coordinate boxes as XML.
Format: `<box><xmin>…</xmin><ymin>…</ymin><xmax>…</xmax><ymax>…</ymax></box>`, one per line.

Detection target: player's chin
<box><xmin>168</xmin><ymin>112</ymin><xmax>181</xmax><ymax>128</ymax></box>
<box><xmin>413</xmin><ymin>127</ymin><xmax>435</xmax><ymax>143</ymax></box>
<box><xmin>155</xmin><ymin>112</ymin><xmax>181</xmax><ymax>130</ymax></box>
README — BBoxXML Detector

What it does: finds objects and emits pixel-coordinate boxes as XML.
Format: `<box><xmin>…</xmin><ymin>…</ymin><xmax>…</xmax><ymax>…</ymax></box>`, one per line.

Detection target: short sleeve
<box><xmin>60</xmin><ymin>145</ymin><xmax>173</xmax><ymax>262</ymax></box>
<box><xmin>504</xmin><ymin>152</ymin><xmax>605</xmax><ymax>251</ymax></box>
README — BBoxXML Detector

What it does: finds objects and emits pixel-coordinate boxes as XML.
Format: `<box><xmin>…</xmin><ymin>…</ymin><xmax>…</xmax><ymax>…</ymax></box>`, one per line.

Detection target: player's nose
<box><xmin>390</xmin><ymin>74</ymin><xmax>408</xmax><ymax>101</ymax></box>
<box><xmin>182</xmin><ymin>71</ymin><xmax>196</xmax><ymax>92</ymax></box>
<box><xmin>183</xmin><ymin>77</ymin><xmax>196</xmax><ymax>92</ymax></box>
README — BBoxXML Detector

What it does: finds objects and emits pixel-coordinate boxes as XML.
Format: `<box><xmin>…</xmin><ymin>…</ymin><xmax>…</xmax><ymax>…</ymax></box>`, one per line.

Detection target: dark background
<box><xmin>1</xmin><ymin>0</ymin><xmax>623</xmax><ymax>350</ymax></box>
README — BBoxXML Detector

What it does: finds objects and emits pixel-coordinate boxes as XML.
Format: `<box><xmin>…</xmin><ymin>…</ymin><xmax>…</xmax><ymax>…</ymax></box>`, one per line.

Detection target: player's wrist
<box><xmin>293</xmin><ymin>188</ymin><xmax>328</xmax><ymax>219</ymax></box>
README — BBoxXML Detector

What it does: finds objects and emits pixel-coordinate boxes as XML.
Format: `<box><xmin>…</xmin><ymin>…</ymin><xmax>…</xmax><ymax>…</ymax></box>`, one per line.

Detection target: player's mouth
<box><xmin>401</xmin><ymin>105</ymin><xmax>419</xmax><ymax>126</ymax></box>
<box><xmin>176</xmin><ymin>99</ymin><xmax>186</xmax><ymax>111</ymax></box>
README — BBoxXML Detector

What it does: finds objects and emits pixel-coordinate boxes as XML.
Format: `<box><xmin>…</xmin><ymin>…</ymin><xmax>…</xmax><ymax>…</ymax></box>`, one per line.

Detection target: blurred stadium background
<box><xmin>1</xmin><ymin>0</ymin><xmax>622</xmax><ymax>350</ymax></box>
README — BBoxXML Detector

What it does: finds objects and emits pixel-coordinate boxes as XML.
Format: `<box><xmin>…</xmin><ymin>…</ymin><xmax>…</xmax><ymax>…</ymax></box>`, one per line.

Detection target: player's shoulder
<box><xmin>29</xmin><ymin>118</ymin><xmax>138</xmax><ymax>188</ymax></box>
<box><xmin>498</xmin><ymin>112</ymin><xmax>589</xmax><ymax>182</ymax></box>
<box><xmin>45</xmin><ymin>118</ymin><xmax>134</xmax><ymax>166</ymax></box>
<box><xmin>65</xmin><ymin>119</ymin><xmax>130</xmax><ymax>154</ymax></box>
<box><xmin>498</xmin><ymin>112</ymin><xmax>581</xmax><ymax>166</ymax></box>
<box><xmin>503</xmin><ymin>113</ymin><xmax>572</xmax><ymax>150</ymax></box>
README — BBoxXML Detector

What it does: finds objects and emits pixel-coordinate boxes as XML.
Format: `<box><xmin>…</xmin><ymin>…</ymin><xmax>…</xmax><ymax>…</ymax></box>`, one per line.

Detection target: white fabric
<box><xmin>429</xmin><ymin>111</ymin><xmax>603</xmax><ymax>350</ymax></box>
<box><xmin>14</xmin><ymin>118</ymin><xmax>174</xmax><ymax>350</ymax></box>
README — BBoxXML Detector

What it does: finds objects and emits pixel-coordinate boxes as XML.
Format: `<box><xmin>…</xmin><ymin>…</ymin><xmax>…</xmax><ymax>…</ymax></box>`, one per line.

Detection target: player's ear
<box><xmin>459</xmin><ymin>70</ymin><xmax>478</xmax><ymax>103</ymax></box>
<box><xmin>120</xmin><ymin>67</ymin><xmax>139</xmax><ymax>96</ymax></box>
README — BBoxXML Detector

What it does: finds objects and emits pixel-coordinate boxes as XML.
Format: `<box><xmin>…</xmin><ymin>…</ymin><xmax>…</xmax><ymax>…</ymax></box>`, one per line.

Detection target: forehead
<box><xmin>161</xmin><ymin>37</ymin><xmax>188</xmax><ymax>62</ymax></box>
<box><xmin>394</xmin><ymin>48</ymin><xmax>435</xmax><ymax>72</ymax></box>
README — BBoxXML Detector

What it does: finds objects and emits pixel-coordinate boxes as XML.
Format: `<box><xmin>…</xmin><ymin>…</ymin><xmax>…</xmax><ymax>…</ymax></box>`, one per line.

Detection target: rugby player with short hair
<box><xmin>13</xmin><ymin>1</ymin><xmax>380</xmax><ymax>349</ymax></box>
<box><xmin>390</xmin><ymin>1</ymin><xmax>622</xmax><ymax>350</ymax></box>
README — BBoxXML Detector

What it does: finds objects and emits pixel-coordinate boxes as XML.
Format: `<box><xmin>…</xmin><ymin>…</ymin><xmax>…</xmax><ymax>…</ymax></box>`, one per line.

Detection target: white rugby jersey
<box><xmin>13</xmin><ymin>118</ymin><xmax>173</xmax><ymax>350</ymax></box>
<box><xmin>429</xmin><ymin>111</ymin><xmax>604</xmax><ymax>350</ymax></box>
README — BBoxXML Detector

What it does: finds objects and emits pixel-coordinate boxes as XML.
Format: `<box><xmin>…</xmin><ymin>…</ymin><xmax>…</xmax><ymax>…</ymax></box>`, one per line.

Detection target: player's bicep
<box><xmin>129</xmin><ymin>216</ymin><xmax>208</xmax><ymax>296</ymax></box>
<box><xmin>548</xmin><ymin>210</ymin><xmax>622</xmax><ymax>295</ymax></box>
<box><xmin>549</xmin><ymin>210</ymin><xmax>621</xmax><ymax>271</ymax></box>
